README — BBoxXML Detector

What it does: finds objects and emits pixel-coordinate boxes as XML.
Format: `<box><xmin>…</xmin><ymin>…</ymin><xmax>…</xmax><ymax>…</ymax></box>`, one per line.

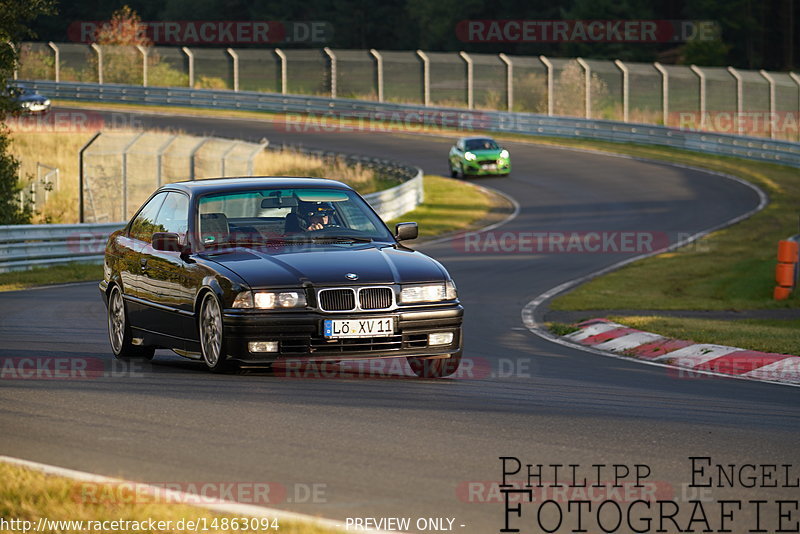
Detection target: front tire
<box><xmin>407</xmin><ymin>352</ymin><xmax>462</xmax><ymax>378</ymax></box>
<box><xmin>199</xmin><ymin>292</ymin><xmax>231</xmax><ymax>373</ymax></box>
<box><xmin>107</xmin><ymin>285</ymin><xmax>154</xmax><ymax>360</ymax></box>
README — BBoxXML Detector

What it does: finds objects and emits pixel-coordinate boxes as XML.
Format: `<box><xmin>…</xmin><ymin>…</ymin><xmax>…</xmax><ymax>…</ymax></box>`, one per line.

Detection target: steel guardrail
<box><xmin>16</xmin><ymin>80</ymin><xmax>800</xmax><ymax>168</ymax></box>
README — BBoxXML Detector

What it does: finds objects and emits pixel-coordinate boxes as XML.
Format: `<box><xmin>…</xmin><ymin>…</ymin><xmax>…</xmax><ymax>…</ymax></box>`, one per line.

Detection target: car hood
<box><xmin>202</xmin><ymin>243</ymin><xmax>448</xmax><ymax>287</ymax></box>
<box><xmin>465</xmin><ymin>148</ymin><xmax>504</xmax><ymax>158</ymax></box>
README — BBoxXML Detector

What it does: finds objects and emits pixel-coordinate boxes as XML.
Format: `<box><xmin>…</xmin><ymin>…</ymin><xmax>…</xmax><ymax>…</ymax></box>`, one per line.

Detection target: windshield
<box><xmin>196</xmin><ymin>187</ymin><xmax>394</xmax><ymax>249</ymax></box>
<box><xmin>465</xmin><ymin>138</ymin><xmax>499</xmax><ymax>151</ymax></box>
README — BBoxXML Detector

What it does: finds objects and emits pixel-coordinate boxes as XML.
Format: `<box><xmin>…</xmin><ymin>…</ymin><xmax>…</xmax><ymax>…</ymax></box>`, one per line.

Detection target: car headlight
<box><xmin>400</xmin><ymin>281</ymin><xmax>457</xmax><ymax>304</ymax></box>
<box><xmin>500</xmin><ymin>149</ymin><xmax>509</xmax><ymax>159</ymax></box>
<box><xmin>464</xmin><ymin>152</ymin><xmax>476</xmax><ymax>161</ymax></box>
<box><xmin>44</xmin><ymin>99</ymin><xmax>51</xmax><ymax>106</ymax></box>
<box><xmin>232</xmin><ymin>290</ymin><xmax>307</xmax><ymax>309</ymax></box>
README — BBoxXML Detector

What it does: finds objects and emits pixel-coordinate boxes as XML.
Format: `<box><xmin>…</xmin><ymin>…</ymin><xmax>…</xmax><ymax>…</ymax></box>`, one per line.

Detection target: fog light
<box><xmin>248</xmin><ymin>341</ymin><xmax>278</xmax><ymax>353</ymax></box>
<box><xmin>428</xmin><ymin>332</ymin><xmax>454</xmax><ymax>346</ymax></box>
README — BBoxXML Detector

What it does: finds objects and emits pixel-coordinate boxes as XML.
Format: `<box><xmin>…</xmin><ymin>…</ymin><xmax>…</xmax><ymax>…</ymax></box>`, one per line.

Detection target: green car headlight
<box><xmin>500</xmin><ymin>149</ymin><xmax>509</xmax><ymax>159</ymax></box>
<box><xmin>464</xmin><ymin>152</ymin><xmax>477</xmax><ymax>161</ymax></box>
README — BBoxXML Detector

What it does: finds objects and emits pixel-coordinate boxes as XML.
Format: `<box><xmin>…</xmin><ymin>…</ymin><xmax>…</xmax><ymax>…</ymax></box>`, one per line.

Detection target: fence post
<box><xmin>274</xmin><ymin>48</ymin><xmax>287</xmax><ymax>94</ymax></box>
<box><xmin>227</xmin><ymin>48</ymin><xmax>239</xmax><ymax>91</ymax></box>
<box><xmin>79</xmin><ymin>132</ymin><xmax>102</xmax><ymax>223</ymax></box>
<box><xmin>576</xmin><ymin>58</ymin><xmax>591</xmax><ymax>119</ymax></box>
<box><xmin>136</xmin><ymin>45</ymin><xmax>148</xmax><ymax>87</ymax></box>
<box><xmin>459</xmin><ymin>51</ymin><xmax>473</xmax><ymax>109</ymax></box>
<box><xmin>189</xmin><ymin>137</ymin><xmax>210</xmax><ymax>180</ymax></box>
<box><xmin>182</xmin><ymin>46</ymin><xmax>194</xmax><ymax>87</ymax></box>
<box><xmin>323</xmin><ymin>47</ymin><xmax>336</xmax><ymax>99</ymax></box>
<box><xmin>790</xmin><ymin>72</ymin><xmax>800</xmax><ymax>142</ymax></box>
<box><xmin>654</xmin><ymin>62</ymin><xmax>668</xmax><ymax>126</ymax></box>
<box><xmin>727</xmin><ymin>66</ymin><xmax>744</xmax><ymax>135</ymax></box>
<box><xmin>121</xmin><ymin>132</ymin><xmax>145</xmax><ymax>219</ymax></box>
<box><xmin>155</xmin><ymin>134</ymin><xmax>178</xmax><ymax>187</ymax></box>
<box><xmin>48</xmin><ymin>41</ymin><xmax>59</xmax><ymax>82</ymax></box>
<box><xmin>614</xmin><ymin>59</ymin><xmax>629</xmax><ymax>122</ymax></box>
<box><xmin>247</xmin><ymin>141</ymin><xmax>269</xmax><ymax>176</ymax></box>
<box><xmin>759</xmin><ymin>70</ymin><xmax>776</xmax><ymax>139</ymax></box>
<box><xmin>539</xmin><ymin>55</ymin><xmax>553</xmax><ymax>116</ymax></box>
<box><xmin>369</xmin><ymin>49</ymin><xmax>383</xmax><ymax>102</ymax></box>
<box><xmin>9</xmin><ymin>42</ymin><xmax>17</xmax><ymax>80</ymax></box>
<box><xmin>416</xmin><ymin>50</ymin><xmax>430</xmax><ymax>106</ymax></box>
<box><xmin>498</xmin><ymin>53</ymin><xmax>512</xmax><ymax>111</ymax></box>
<box><xmin>690</xmin><ymin>65</ymin><xmax>706</xmax><ymax>129</ymax></box>
<box><xmin>91</xmin><ymin>43</ymin><xmax>103</xmax><ymax>84</ymax></box>
<box><xmin>220</xmin><ymin>141</ymin><xmax>240</xmax><ymax>177</ymax></box>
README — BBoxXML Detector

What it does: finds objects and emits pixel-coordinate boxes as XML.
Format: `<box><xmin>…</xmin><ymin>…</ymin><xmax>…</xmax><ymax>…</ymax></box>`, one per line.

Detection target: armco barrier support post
<box><xmin>459</xmin><ymin>51</ymin><xmax>473</xmax><ymax>109</ymax></box>
<box><xmin>759</xmin><ymin>70</ymin><xmax>776</xmax><ymax>139</ymax></box>
<box><xmin>274</xmin><ymin>49</ymin><xmax>287</xmax><ymax>94</ymax></box>
<box><xmin>791</xmin><ymin>73</ymin><xmax>800</xmax><ymax>142</ymax></box>
<box><xmin>690</xmin><ymin>65</ymin><xmax>706</xmax><ymax>130</ymax></box>
<box><xmin>416</xmin><ymin>50</ymin><xmax>430</xmax><ymax>107</ymax></box>
<box><xmin>182</xmin><ymin>47</ymin><xmax>194</xmax><ymax>88</ymax></box>
<box><xmin>227</xmin><ymin>48</ymin><xmax>239</xmax><ymax>92</ymax></box>
<box><xmin>323</xmin><ymin>47</ymin><xmax>336</xmax><ymax>99</ymax></box>
<box><xmin>774</xmin><ymin>240</ymin><xmax>799</xmax><ymax>300</ymax></box>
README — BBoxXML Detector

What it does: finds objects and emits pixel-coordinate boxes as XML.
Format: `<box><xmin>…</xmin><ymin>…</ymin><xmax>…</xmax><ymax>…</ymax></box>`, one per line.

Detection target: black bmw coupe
<box><xmin>100</xmin><ymin>177</ymin><xmax>463</xmax><ymax>377</ymax></box>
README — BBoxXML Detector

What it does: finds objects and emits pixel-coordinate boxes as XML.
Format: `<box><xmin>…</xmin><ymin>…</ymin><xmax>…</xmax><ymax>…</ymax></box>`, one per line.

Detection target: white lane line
<box><xmin>594</xmin><ymin>332</ymin><xmax>665</xmax><ymax>352</ymax></box>
<box><xmin>566</xmin><ymin>322</ymin><xmax>625</xmax><ymax>342</ymax></box>
<box><xmin>652</xmin><ymin>344</ymin><xmax>740</xmax><ymax>367</ymax></box>
<box><xmin>0</xmin><ymin>455</ymin><xmax>403</xmax><ymax>534</ymax></box>
<box><xmin>743</xmin><ymin>357</ymin><xmax>800</xmax><ymax>383</ymax></box>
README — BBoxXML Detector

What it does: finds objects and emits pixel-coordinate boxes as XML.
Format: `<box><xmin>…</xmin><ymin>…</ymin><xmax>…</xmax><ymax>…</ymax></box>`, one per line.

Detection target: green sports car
<box><xmin>448</xmin><ymin>137</ymin><xmax>511</xmax><ymax>177</ymax></box>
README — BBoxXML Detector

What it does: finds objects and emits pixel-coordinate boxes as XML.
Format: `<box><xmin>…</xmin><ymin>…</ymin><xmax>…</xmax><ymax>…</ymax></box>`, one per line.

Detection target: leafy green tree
<box><xmin>0</xmin><ymin>0</ymin><xmax>55</xmax><ymax>224</ymax></box>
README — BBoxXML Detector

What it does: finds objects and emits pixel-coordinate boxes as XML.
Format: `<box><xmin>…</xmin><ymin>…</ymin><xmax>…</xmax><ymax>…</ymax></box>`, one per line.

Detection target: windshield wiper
<box><xmin>309</xmin><ymin>236</ymin><xmax>373</xmax><ymax>243</ymax></box>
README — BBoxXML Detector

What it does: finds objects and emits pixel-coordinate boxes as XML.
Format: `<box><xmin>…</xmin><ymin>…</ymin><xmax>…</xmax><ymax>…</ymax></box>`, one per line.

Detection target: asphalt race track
<box><xmin>1</xmin><ymin>108</ymin><xmax>798</xmax><ymax>533</ymax></box>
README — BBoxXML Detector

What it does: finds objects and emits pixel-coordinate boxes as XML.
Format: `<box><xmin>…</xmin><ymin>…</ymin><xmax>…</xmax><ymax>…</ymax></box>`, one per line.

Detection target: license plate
<box><xmin>481</xmin><ymin>164</ymin><xmax>497</xmax><ymax>170</ymax></box>
<box><xmin>324</xmin><ymin>318</ymin><xmax>394</xmax><ymax>338</ymax></box>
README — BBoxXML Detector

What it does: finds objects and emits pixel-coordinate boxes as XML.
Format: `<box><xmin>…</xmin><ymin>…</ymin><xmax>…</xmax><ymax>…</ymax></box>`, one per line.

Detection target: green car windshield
<box><xmin>196</xmin><ymin>187</ymin><xmax>394</xmax><ymax>248</ymax></box>
<box><xmin>465</xmin><ymin>139</ymin><xmax>499</xmax><ymax>151</ymax></box>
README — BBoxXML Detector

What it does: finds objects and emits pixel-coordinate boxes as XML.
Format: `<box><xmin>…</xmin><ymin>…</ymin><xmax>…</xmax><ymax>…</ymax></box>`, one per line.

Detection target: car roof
<box><xmin>161</xmin><ymin>176</ymin><xmax>354</xmax><ymax>195</ymax></box>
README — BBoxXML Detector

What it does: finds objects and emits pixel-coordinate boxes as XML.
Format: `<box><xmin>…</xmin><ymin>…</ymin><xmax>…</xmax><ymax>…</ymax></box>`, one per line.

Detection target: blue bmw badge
<box><xmin>345</xmin><ymin>273</ymin><xmax>359</xmax><ymax>280</ymax></box>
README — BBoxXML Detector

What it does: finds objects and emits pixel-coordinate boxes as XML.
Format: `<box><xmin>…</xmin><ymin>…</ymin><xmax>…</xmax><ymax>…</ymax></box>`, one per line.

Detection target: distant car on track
<box><xmin>448</xmin><ymin>137</ymin><xmax>510</xmax><ymax>177</ymax></box>
<box><xmin>100</xmin><ymin>177</ymin><xmax>463</xmax><ymax>376</ymax></box>
<box><xmin>7</xmin><ymin>85</ymin><xmax>51</xmax><ymax>114</ymax></box>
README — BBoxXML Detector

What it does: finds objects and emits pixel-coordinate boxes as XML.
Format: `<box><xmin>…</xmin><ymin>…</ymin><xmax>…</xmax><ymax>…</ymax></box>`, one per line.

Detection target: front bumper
<box><xmin>463</xmin><ymin>159</ymin><xmax>511</xmax><ymax>175</ymax></box>
<box><xmin>222</xmin><ymin>304</ymin><xmax>463</xmax><ymax>363</ymax></box>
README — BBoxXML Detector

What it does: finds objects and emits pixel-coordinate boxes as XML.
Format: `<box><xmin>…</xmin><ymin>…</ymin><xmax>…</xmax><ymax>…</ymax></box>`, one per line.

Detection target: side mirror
<box><xmin>395</xmin><ymin>222</ymin><xmax>418</xmax><ymax>241</ymax></box>
<box><xmin>152</xmin><ymin>232</ymin><xmax>182</xmax><ymax>252</ymax></box>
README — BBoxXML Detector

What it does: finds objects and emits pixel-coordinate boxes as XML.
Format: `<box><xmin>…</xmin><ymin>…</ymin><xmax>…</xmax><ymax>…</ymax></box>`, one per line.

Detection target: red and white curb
<box><xmin>566</xmin><ymin>318</ymin><xmax>800</xmax><ymax>385</ymax></box>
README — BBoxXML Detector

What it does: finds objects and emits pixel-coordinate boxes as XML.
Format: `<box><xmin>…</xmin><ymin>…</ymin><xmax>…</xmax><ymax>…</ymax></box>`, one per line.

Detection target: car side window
<box><xmin>129</xmin><ymin>192</ymin><xmax>167</xmax><ymax>243</ymax></box>
<box><xmin>154</xmin><ymin>192</ymin><xmax>189</xmax><ymax>241</ymax></box>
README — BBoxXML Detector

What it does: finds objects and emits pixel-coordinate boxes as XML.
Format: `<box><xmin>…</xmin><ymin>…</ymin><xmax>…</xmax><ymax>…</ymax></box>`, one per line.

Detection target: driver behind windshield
<box><xmin>298</xmin><ymin>201</ymin><xmax>337</xmax><ymax>231</ymax></box>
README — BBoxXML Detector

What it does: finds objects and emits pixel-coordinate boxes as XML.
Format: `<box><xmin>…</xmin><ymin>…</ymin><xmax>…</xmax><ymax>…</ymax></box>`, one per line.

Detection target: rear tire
<box><xmin>107</xmin><ymin>285</ymin><xmax>155</xmax><ymax>360</ymax></box>
<box><xmin>407</xmin><ymin>352</ymin><xmax>462</xmax><ymax>378</ymax></box>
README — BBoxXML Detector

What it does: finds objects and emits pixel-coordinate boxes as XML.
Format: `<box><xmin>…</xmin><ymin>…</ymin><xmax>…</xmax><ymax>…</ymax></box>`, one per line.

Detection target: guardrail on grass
<box><xmin>16</xmin><ymin>80</ymin><xmax>800</xmax><ymax>168</ymax></box>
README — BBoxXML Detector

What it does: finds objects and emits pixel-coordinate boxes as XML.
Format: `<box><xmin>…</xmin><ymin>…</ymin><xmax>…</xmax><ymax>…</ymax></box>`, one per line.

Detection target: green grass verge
<box><xmin>546</xmin><ymin>322</ymin><xmax>581</xmax><ymax>336</ymax></box>
<box><xmin>608</xmin><ymin>315</ymin><xmax>800</xmax><ymax>356</ymax></box>
<box><xmin>1</xmin><ymin>175</ymin><xmax>497</xmax><ymax>292</ymax></box>
<box><xmin>387</xmin><ymin>174</ymin><xmax>495</xmax><ymax>237</ymax></box>
<box><xmin>0</xmin><ymin>263</ymin><xmax>103</xmax><ymax>292</ymax></box>
<box><xmin>0</xmin><ymin>461</ymin><xmax>340</xmax><ymax>534</ymax></box>
<box><xmin>546</xmin><ymin>148</ymin><xmax>799</xmax><ymax>311</ymax></box>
